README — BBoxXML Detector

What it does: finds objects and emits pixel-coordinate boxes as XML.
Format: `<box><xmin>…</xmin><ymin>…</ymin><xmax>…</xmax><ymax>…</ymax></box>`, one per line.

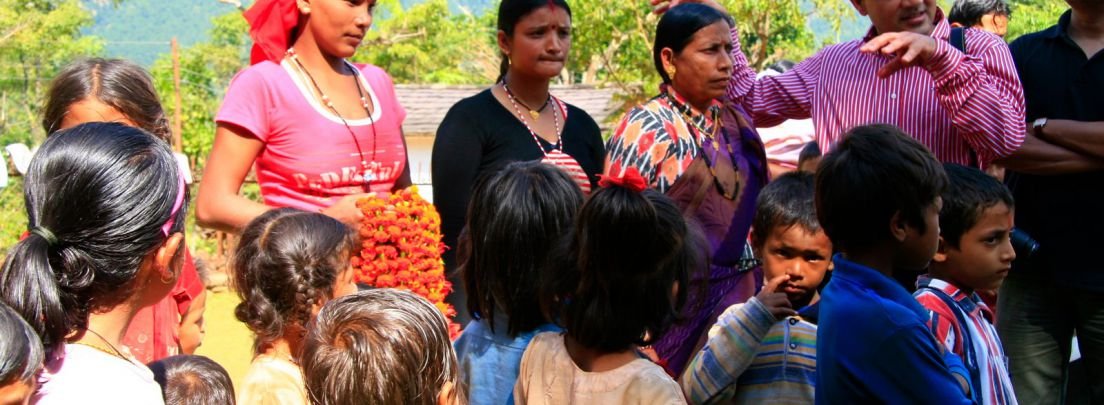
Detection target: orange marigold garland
<box><xmin>350</xmin><ymin>186</ymin><xmax>461</xmax><ymax>339</ymax></box>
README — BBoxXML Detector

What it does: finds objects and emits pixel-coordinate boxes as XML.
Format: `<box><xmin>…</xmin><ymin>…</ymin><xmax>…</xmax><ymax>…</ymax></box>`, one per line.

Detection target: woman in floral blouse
<box><xmin>604</xmin><ymin>2</ymin><xmax>768</xmax><ymax>376</ymax></box>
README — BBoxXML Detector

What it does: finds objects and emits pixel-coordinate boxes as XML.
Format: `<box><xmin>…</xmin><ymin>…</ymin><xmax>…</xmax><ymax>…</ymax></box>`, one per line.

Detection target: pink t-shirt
<box><xmin>216</xmin><ymin>60</ymin><xmax>408</xmax><ymax>211</ymax></box>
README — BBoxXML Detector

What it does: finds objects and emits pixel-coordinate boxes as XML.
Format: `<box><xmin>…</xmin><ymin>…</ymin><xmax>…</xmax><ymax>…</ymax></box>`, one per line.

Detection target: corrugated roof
<box><xmin>394</xmin><ymin>84</ymin><xmax>620</xmax><ymax>136</ymax></box>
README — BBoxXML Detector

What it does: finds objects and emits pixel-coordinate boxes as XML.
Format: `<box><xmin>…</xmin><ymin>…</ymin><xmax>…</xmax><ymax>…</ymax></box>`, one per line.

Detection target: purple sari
<box><xmin>655</xmin><ymin>100</ymin><xmax>768</xmax><ymax>376</ymax></box>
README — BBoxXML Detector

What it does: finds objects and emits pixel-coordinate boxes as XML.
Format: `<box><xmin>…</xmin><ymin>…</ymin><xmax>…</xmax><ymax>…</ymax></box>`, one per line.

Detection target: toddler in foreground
<box><xmin>682</xmin><ymin>172</ymin><xmax>831</xmax><ymax>404</ymax></box>
<box><xmin>514</xmin><ymin>169</ymin><xmax>705</xmax><ymax>404</ymax></box>
<box><xmin>0</xmin><ymin>302</ymin><xmax>43</xmax><ymax>404</ymax></box>
<box><xmin>453</xmin><ymin>161</ymin><xmax>583</xmax><ymax>404</ymax></box>
<box><xmin>149</xmin><ymin>354</ymin><xmax>235</xmax><ymax>405</ymax></box>
<box><xmin>232</xmin><ymin>209</ymin><xmax>358</xmax><ymax>404</ymax></box>
<box><xmin>302</xmin><ymin>289</ymin><xmax>462</xmax><ymax>405</ymax></box>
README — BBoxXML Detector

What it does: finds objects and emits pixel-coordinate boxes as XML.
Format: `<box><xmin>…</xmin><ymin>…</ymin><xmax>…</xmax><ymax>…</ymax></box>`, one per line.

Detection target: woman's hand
<box><xmin>650</xmin><ymin>0</ymin><xmax>729</xmax><ymax>16</ymax></box>
<box><xmin>320</xmin><ymin>193</ymin><xmax>380</xmax><ymax>227</ymax></box>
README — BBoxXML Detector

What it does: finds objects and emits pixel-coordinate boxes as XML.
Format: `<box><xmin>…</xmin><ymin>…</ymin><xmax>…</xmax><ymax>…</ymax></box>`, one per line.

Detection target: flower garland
<box><xmin>350</xmin><ymin>187</ymin><xmax>461</xmax><ymax>339</ymax></box>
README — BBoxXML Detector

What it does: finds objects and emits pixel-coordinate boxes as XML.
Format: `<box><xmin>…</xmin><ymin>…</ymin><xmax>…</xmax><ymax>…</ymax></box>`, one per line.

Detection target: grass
<box><xmin>194</xmin><ymin>288</ymin><xmax>254</xmax><ymax>390</ymax></box>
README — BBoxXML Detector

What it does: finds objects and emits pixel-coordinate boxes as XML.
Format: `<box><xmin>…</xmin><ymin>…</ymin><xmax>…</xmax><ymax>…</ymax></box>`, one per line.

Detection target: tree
<box><xmin>149</xmin><ymin>11</ymin><xmax>249</xmax><ymax>174</ymax></box>
<box><xmin>1005</xmin><ymin>0</ymin><xmax>1067</xmax><ymax>41</ymax></box>
<box><xmin>569</xmin><ymin>0</ymin><xmax>854</xmax><ymax>110</ymax></box>
<box><xmin>0</xmin><ymin>0</ymin><xmax>103</xmax><ymax>146</ymax></box>
<box><xmin>352</xmin><ymin>0</ymin><xmax>498</xmax><ymax>84</ymax></box>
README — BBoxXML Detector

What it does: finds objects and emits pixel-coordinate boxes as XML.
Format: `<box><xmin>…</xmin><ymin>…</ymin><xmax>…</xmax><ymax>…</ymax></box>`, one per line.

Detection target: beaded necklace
<box><xmin>286</xmin><ymin>48</ymin><xmax>377</xmax><ymax>189</ymax></box>
<box><xmin>501</xmin><ymin>81</ymin><xmax>562</xmax><ymax>153</ymax></box>
<box><xmin>500</xmin><ymin>82</ymin><xmax>592</xmax><ymax>193</ymax></box>
<box><xmin>666</xmin><ymin>93</ymin><xmax>737</xmax><ymax>199</ymax></box>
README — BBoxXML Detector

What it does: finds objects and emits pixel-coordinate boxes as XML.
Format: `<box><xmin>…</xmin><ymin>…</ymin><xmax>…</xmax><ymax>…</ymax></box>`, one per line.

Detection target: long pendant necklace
<box><xmin>287</xmin><ymin>48</ymin><xmax>378</xmax><ymax>189</ymax></box>
<box><xmin>501</xmin><ymin>81</ymin><xmax>562</xmax><ymax>153</ymax></box>
<box><xmin>666</xmin><ymin>93</ymin><xmax>736</xmax><ymax>198</ymax></box>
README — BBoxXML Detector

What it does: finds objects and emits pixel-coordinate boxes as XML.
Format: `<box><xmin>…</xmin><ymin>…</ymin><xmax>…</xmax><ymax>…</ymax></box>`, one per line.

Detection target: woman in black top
<box><xmin>431</xmin><ymin>0</ymin><xmax>604</xmax><ymax>324</ymax></box>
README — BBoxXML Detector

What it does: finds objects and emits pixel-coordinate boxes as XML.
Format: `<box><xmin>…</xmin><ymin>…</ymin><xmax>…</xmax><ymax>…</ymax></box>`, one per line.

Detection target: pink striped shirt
<box><xmin>725</xmin><ymin>12</ymin><xmax>1025</xmax><ymax>166</ymax></box>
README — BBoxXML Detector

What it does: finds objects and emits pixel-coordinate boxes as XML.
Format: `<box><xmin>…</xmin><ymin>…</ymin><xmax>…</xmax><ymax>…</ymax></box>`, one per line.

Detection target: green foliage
<box><xmin>723</xmin><ymin>0</ymin><xmax>845</xmax><ymax>70</ymax></box>
<box><xmin>568</xmin><ymin>0</ymin><xmax>659</xmax><ymax>101</ymax></box>
<box><xmin>353</xmin><ymin>0</ymin><xmax>497</xmax><ymax>84</ymax></box>
<box><xmin>1006</xmin><ymin>0</ymin><xmax>1067</xmax><ymax>41</ymax></box>
<box><xmin>0</xmin><ymin>181</ymin><xmax>26</xmax><ymax>254</ymax></box>
<box><xmin>0</xmin><ymin>0</ymin><xmax>103</xmax><ymax>146</ymax></box>
<box><xmin>150</xmin><ymin>11</ymin><xmax>249</xmax><ymax>173</ymax></box>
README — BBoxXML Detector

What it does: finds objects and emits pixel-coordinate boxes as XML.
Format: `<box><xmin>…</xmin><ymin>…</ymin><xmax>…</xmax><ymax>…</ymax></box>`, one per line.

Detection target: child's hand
<box><xmin>757</xmin><ymin>275</ymin><xmax>798</xmax><ymax>320</ymax></box>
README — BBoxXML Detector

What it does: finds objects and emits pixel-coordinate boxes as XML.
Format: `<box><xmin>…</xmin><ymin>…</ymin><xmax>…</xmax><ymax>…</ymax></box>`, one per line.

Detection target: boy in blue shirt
<box><xmin>814</xmin><ymin>124</ymin><xmax>972</xmax><ymax>404</ymax></box>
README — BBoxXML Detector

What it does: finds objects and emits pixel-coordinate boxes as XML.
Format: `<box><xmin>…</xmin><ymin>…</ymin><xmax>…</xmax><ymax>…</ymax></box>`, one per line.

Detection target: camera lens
<box><xmin>1010</xmin><ymin>228</ymin><xmax>1040</xmax><ymax>258</ymax></box>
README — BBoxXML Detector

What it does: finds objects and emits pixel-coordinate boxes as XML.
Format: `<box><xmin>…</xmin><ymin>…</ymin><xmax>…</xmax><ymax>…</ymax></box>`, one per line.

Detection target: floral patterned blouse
<box><xmin>605</xmin><ymin>85</ymin><xmax>723</xmax><ymax>193</ymax></box>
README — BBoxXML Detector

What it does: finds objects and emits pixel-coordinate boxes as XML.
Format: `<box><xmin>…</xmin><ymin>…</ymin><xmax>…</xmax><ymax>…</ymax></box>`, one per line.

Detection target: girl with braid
<box><xmin>231</xmin><ymin>208</ymin><xmax>358</xmax><ymax>405</ymax></box>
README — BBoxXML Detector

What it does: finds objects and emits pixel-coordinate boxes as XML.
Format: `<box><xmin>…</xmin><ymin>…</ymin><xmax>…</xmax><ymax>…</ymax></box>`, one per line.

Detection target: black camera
<box><xmin>1010</xmin><ymin>228</ymin><xmax>1040</xmax><ymax>258</ymax></box>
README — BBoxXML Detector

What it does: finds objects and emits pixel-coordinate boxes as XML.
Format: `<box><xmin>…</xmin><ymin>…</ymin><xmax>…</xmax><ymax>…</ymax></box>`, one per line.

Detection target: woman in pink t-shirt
<box><xmin>197</xmin><ymin>0</ymin><xmax>410</xmax><ymax>231</ymax></box>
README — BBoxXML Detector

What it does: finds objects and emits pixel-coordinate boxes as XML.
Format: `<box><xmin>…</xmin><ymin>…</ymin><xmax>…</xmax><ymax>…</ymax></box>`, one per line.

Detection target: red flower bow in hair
<box><xmin>244</xmin><ymin>0</ymin><xmax>300</xmax><ymax>65</ymax></box>
<box><xmin>598</xmin><ymin>167</ymin><xmax>648</xmax><ymax>192</ymax></box>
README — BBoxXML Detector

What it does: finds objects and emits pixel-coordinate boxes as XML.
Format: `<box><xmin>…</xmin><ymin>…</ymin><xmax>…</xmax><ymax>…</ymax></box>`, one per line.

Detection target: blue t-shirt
<box><xmin>453</xmin><ymin>316</ymin><xmax>561</xmax><ymax>405</ymax></box>
<box><xmin>815</xmin><ymin>255</ymin><xmax>973</xmax><ymax>404</ymax></box>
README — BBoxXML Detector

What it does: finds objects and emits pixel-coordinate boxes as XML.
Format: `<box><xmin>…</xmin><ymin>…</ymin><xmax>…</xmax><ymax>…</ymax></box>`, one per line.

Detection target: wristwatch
<box><xmin>1032</xmin><ymin>117</ymin><xmax>1048</xmax><ymax>136</ymax></box>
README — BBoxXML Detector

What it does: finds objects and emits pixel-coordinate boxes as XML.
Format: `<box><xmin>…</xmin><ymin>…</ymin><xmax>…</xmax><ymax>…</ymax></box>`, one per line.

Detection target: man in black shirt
<box><xmin>998</xmin><ymin>1</ymin><xmax>1104</xmax><ymax>403</ymax></box>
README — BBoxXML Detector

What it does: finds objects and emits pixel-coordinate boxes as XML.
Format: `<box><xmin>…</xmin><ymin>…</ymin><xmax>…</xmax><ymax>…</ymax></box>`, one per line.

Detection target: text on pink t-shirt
<box><xmin>216</xmin><ymin>60</ymin><xmax>407</xmax><ymax>212</ymax></box>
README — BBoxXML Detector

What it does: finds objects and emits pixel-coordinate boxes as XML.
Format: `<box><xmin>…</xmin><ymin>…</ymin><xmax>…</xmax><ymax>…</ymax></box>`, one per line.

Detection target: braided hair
<box><xmin>231</xmin><ymin>208</ymin><xmax>356</xmax><ymax>355</ymax></box>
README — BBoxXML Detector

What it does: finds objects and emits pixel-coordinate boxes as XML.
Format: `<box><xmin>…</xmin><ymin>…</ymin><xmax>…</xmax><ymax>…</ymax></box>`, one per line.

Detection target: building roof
<box><xmin>394</xmin><ymin>84</ymin><xmax>621</xmax><ymax>136</ymax></box>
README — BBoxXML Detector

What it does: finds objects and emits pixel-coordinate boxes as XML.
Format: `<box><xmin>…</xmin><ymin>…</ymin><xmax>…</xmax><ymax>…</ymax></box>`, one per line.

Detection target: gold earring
<box><xmin>160</xmin><ymin>269</ymin><xmax>174</xmax><ymax>285</ymax></box>
<box><xmin>667</xmin><ymin>66</ymin><xmax>676</xmax><ymax>79</ymax></box>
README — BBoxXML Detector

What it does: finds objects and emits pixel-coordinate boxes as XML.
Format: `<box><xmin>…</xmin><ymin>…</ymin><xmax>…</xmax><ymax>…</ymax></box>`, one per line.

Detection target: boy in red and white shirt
<box><xmin>914</xmin><ymin>163</ymin><xmax>1018</xmax><ymax>405</ymax></box>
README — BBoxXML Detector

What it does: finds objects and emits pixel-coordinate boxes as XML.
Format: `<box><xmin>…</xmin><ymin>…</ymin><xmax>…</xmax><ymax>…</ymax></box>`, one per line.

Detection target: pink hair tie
<box><xmin>161</xmin><ymin>172</ymin><xmax>186</xmax><ymax>236</ymax></box>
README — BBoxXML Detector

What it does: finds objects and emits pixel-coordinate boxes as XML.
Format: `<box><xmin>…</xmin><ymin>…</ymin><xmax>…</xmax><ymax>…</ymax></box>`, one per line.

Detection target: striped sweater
<box><xmin>681</xmin><ymin>297</ymin><xmax>817</xmax><ymax>404</ymax></box>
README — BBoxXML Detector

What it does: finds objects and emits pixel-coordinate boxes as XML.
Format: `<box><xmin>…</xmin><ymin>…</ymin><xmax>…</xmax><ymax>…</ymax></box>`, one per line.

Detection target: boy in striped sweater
<box><xmin>681</xmin><ymin>172</ymin><xmax>830</xmax><ymax>404</ymax></box>
<box><xmin>914</xmin><ymin>163</ymin><xmax>1018</xmax><ymax>405</ymax></box>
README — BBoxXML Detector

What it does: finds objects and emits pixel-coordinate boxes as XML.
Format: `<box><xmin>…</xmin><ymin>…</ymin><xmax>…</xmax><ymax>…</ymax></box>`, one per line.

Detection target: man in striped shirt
<box><xmin>722</xmin><ymin>0</ymin><xmax>1022</xmax><ymax>167</ymax></box>
<box><xmin>915</xmin><ymin>163</ymin><xmax>1018</xmax><ymax>405</ymax></box>
<box><xmin>662</xmin><ymin>0</ymin><xmax>1101</xmax><ymax>173</ymax></box>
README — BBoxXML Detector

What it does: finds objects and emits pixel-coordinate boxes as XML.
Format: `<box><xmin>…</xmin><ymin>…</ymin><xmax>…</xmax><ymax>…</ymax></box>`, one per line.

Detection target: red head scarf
<box><xmin>244</xmin><ymin>0</ymin><xmax>301</xmax><ymax>65</ymax></box>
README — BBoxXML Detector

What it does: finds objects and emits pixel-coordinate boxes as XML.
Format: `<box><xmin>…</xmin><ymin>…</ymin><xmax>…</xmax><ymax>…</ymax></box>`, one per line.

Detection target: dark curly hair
<box><xmin>542</xmin><ymin>184</ymin><xmax>706</xmax><ymax>352</ymax></box>
<box><xmin>232</xmin><ymin>208</ymin><xmax>355</xmax><ymax>355</ymax></box>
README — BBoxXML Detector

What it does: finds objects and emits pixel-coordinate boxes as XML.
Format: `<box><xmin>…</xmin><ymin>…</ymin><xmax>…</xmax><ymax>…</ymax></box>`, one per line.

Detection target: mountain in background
<box><xmin>84</xmin><ymin>0</ymin><xmax>860</xmax><ymax>67</ymax></box>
